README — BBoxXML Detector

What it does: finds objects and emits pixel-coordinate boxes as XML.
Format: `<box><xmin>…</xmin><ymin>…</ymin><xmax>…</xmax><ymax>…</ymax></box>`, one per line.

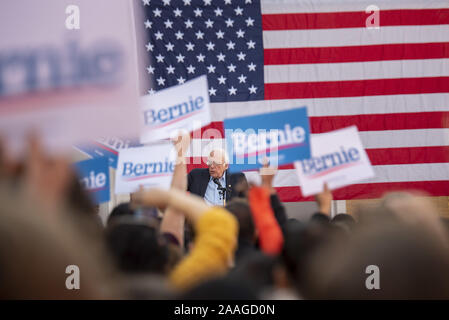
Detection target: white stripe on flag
<box><xmin>358</xmin><ymin>129</ymin><xmax>449</xmax><ymax>148</ymax></box>
<box><xmin>209</xmin><ymin>94</ymin><xmax>449</xmax><ymax>120</ymax></box>
<box><xmin>264</xmin><ymin>59</ymin><xmax>449</xmax><ymax>83</ymax></box>
<box><xmin>187</xmin><ymin>129</ymin><xmax>449</xmax><ymax>157</ymax></box>
<box><xmin>244</xmin><ymin>163</ymin><xmax>449</xmax><ymax>188</ymax></box>
<box><xmin>263</xmin><ymin>25</ymin><xmax>449</xmax><ymax>49</ymax></box>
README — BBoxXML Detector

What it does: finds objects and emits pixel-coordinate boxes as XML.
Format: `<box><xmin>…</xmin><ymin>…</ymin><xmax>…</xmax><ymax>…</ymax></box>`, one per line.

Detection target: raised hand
<box><xmin>314</xmin><ymin>183</ymin><xmax>333</xmax><ymax>216</ymax></box>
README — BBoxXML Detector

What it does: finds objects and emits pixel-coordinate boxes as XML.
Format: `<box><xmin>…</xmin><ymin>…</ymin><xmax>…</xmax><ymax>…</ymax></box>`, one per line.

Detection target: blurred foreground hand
<box><xmin>0</xmin><ymin>133</ymin><xmax>73</xmax><ymax>215</ymax></box>
<box><xmin>314</xmin><ymin>183</ymin><xmax>333</xmax><ymax>216</ymax></box>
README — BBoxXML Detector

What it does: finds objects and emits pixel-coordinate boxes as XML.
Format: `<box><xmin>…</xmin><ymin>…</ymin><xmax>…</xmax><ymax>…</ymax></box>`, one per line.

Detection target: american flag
<box><xmin>141</xmin><ymin>0</ymin><xmax>449</xmax><ymax>202</ymax></box>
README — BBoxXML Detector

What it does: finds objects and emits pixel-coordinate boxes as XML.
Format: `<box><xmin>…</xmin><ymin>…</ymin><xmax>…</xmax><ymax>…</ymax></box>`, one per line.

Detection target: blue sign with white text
<box><xmin>74</xmin><ymin>137</ymin><xmax>142</xmax><ymax>169</ymax></box>
<box><xmin>74</xmin><ymin>157</ymin><xmax>110</xmax><ymax>204</ymax></box>
<box><xmin>224</xmin><ymin>107</ymin><xmax>311</xmax><ymax>172</ymax></box>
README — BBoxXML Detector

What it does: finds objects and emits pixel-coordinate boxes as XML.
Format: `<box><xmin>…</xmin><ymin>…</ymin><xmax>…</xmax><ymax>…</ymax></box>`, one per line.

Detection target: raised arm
<box><xmin>310</xmin><ymin>183</ymin><xmax>333</xmax><ymax>223</ymax></box>
<box><xmin>260</xmin><ymin>165</ymin><xmax>287</xmax><ymax>228</ymax></box>
<box><xmin>248</xmin><ymin>185</ymin><xmax>284</xmax><ymax>256</ymax></box>
<box><xmin>159</xmin><ymin>133</ymin><xmax>190</xmax><ymax>247</ymax></box>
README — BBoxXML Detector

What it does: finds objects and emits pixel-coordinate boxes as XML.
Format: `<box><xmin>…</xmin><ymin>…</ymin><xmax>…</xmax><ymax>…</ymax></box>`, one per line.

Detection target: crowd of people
<box><xmin>1</xmin><ymin>134</ymin><xmax>449</xmax><ymax>299</ymax></box>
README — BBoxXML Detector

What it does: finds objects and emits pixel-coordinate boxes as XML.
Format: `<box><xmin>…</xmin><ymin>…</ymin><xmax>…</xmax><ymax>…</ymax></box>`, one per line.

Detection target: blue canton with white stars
<box><xmin>142</xmin><ymin>0</ymin><xmax>264</xmax><ymax>102</ymax></box>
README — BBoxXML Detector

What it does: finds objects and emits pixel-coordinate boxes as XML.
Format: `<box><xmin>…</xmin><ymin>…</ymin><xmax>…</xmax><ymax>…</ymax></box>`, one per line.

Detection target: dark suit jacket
<box><xmin>187</xmin><ymin>168</ymin><xmax>247</xmax><ymax>202</ymax></box>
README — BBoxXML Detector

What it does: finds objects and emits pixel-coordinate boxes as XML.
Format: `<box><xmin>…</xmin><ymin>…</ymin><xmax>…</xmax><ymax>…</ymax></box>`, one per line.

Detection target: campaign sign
<box><xmin>74</xmin><ymin>157</ymin><xmax>110</xmax><ymax>204</ymax></box>
<box><xmin>224</xmin><ymin>107</ymin><xmax>311</xmax><ymax>172</ymax></box>
<box><xmin>74</xmin><ymin>136</ymin><xmax>142</xmax><ymax>169</ymax></box>
<box><xmin>115</xmin><ymin>143</ymin><xmax>176</xmax><ymax>194</ymax></box>
<box><xmin>140</xmin><ymin>75</ymin><xmax>211</xmax><ymax>143</ymax></box>
<box><xmin>0</xmin><ymin>0</ymin><xmax>142</xmax><ymax>155</ymax></box>
<box><xmin>295</xmin><ymin>126</ymin><xmax>375</xmax><ymax>197</ymax></box>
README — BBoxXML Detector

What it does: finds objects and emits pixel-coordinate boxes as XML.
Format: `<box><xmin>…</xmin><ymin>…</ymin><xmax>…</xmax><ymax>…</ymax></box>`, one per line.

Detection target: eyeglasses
<box><xmin>207</xmin><ymin>160</ymin><xmax>225</xmax><ymax>167</ymax></box>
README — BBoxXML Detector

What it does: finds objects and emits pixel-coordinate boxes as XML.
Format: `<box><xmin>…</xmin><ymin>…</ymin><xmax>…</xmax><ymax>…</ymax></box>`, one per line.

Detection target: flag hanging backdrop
<box><xmin>141</xmin><ymin>0</ymin><xmax>449</xmax><ymax>202</ymax></box>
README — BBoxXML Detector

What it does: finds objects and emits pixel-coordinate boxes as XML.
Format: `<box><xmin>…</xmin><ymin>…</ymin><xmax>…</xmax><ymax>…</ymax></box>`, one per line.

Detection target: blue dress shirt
<box><xmin>203</xmin><ymin>174</ymin><xmax>226</xmax><ymax>206</ymax></box>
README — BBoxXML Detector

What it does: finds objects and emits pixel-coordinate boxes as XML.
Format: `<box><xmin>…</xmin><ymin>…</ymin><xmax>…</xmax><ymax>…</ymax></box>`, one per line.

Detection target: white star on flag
<box><xmin>166</xmin><ymin>65</ymin><xmax>175</xmax><ymax>74</ymax></box>
<box><xmin>177</xmin><ymin>76</ymin><xmax>186</xmax><ymax>84</ymax></box>
<box><xmin>144</xmin><ymin>20</ymin><xmax>152</xmax><ymax>29</ymax></box>
<box><xmin>207</xmin><ymin>64</ymin><xmax>216</xmax><ymax>73</ymax></box>
<box><xmin>209</xmin><ymin>87</ymin><xmax>217</xmax><ymax>96</ymax></box>
<box><xmin>248</xmin><ymin>85</ymin><xmax>257</xmax><ymax>94</ymax></box>
<box><xmin>194</xmin><ymin>8</ymin><xmax>203</xmax><ymax>17</ymax></box>
<box><xmin>195</xmin><ymin>30</ymin><xmax>204</xmax><ymax>39</ymax></box>
<box><xmin>176</xmin><ymin>53</ymin><xmax>185</xmax><ymax>63</ymax></box>
<box><xmin>155</xmin><ymin>54</ymin><xmax>165</xmax><ymax>63</ymax></box>
<box><xmin>153</xmin><ymin>8</ymin><xmax>162</xmax><ymax>17</ymax></box>
<box><xmin>173</xmin><ymin>8</ymin><xmax>182</xmax><ymax>16</ymax></box>
<box><xmin>228</xmin><ymin>86</ymin><xmax>237</xmax><ymax>95</ymax></box>
<box><xmin>146</xmin><ymin>66</ymin><xmax>154</xmax><ymax>74</ymax></box>
<box><xmin>237</xmin><ymin>52</ymin><xmax>246</xmax><ymax>61</ymax></box>
<box><xmin>217</xmin><ymin>75</ymin><xmax>226</xmax><ymax>84</ymax></box>
<box><xmin>145</xmin><ymin>42</ymin><xmax>154</xmax><ymax>51</ymax></box>
<box><xmin>196</xmin><ymin>53</ymin><xmax>205</xmax><ymax>62</ymax></box>
<box><xmin>245</xmin><ymin>17</ymin><xmax>254</xmax><ymax>26</ymax></box>
<box><xmin>216</xmin><ymin>30</ymin><xmax>225</xmax><ymax>39</ymax></box>
<box><xmin>205</xmin><ymin>19</ymin><xmax>214</xmax><ymax>28</ymax></box>
<box><xmin>227</xmin><ymin>64</ymin><xmax>236</xmax><ymax>72</ymax></box>
<box><xmin>175</xmin><ymin>30</ymin><xmax>184</xmax><ymax>39</ymax></box>
<box><xmin>248</xmin><ymin>62</ymin><xmax>256</xmax><ymax>71</ymax></box>
<box><xmin>187</xmin><ymin>65</ymin><xmax>196</xmax><ymax>74</ymax></box>
<box><xmin>225</xmin><ymin>18</ymin><xmax>234</xmax><ymax>27</ymax></box>
<box><xmin>154</xmin><ymin>31</ymin><xmax>163</xmax><ymax>40</ymax></box>
<box><xmin>164</xmin><ymin>19</ymin><xmax>173</xmax><ymax>29</ymax></box>
<box><xmin>226</xmin><ymin>41</ymin><xmax>236</xmax><ymax>50</ymax></box>
<box><xmin>217</xmin><ymin>53</ymin><xmax>226</xmax><ymax>62</ymax></box>
<box><xmin>185</xmin><ymin>19</ymin><xmax>193</xmax><ymax>28</ymax></box>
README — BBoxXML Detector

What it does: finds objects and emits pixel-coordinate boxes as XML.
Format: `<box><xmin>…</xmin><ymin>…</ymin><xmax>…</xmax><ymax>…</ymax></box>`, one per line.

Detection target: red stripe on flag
<box><xmin>264</xmin><ymin>77</ymin><xmax>449</xmax><ymax>100</ymax></box>
<box><xmin>187</xmin><ymin>146</ymin><xmax>449</xmax><ymax>171</ymax></box>
<box><xmin>187</xmin><ymin>158</ymin><xmax>208</xmax><ymax>171</ymax></box>
<box><xmin>262</xmin><ymin>9</ymin><xmax>449</xmax><ymax>30</ymax></box>
<box><xmin>310</xmin><ymin>112</ymin><xmax>449</xmax><ymax>132</ymax></box>
<box><xmin>264</xmin><ymin>43</ymin><xmax>449</xmax><ymax>65</ymax></box>
<box><xmin>276</xmin><ymin>181</ymin><xmax>449</xmax><ymax>202</ymax></box>
<box><xmin>191</xmin><ymin>121</ymin><xmax>224</xmax><ymax>139</ymax></box>
<box><xmin>195</xmin><ymin>111</ymin><xmax>449</xmax><ymax>137</ymax></box>
<box><xmin>367</xmin><ymin>146</ymin><xmax>449</xmax><ymax>165</ymax></box>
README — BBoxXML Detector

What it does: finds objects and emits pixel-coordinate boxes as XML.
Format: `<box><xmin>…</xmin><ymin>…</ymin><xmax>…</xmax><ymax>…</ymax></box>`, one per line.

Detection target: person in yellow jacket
<box><xmin>132</xmin><ymin>186</ymin><xmax>238</xmax><ymax>291</ymax></box>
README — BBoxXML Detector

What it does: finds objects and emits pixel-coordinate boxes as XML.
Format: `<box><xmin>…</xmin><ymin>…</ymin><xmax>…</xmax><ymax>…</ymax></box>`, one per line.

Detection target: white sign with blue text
<box><xmin>140</xmin><ymin>75</ymin><xmax>211</xmax><ymax>144</ymax></box>
<box><xmin>75</xmin><ymin>157</ymin><xmax>110</xmax><ymax>204</ymax></box>
<box><xmin>0</xmin><ymin>0</ymin><xmax>142</xmax><ymax>156</ymax></box>
<box><xmin>224</xmin><ymin>107</ymin><xmax>311</xmax><ymax>172</ymax></box>
<box><xmin>295</xmin><ymin>126</ymin><xmax>375</xmax><ymax>197</ymax></box>
<box><xmin>115</xmin><ymin>143</ymin><xmax>176</xmax><ymax>195</ymax></box>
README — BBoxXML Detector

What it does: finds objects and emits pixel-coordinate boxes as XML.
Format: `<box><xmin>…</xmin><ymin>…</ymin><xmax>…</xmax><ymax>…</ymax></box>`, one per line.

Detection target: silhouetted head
<box><xmin>105</xmin><ymin>220</ymin><xmax>170</xmax><ymax>275</ymax></box>
<box><xmin>304</xmin><ymin>221</ymin><xmax>449</xmax><ymax>299</ymax></box>
<box><xmin>225</xmin><ymin>198</ymin><xmax>255</xmax><ymax>243</ymax></box>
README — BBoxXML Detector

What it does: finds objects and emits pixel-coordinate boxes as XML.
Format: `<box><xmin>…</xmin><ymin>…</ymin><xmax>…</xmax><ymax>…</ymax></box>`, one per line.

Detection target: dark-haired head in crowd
<box><xmin>225</xmin><ymin>198</ymin><xmax>257</xmax><ymax>262</ymax></box>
